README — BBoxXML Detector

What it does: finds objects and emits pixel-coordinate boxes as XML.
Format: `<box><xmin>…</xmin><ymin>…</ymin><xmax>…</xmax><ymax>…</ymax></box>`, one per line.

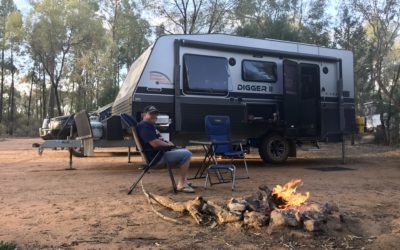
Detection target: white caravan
<box><xmin>112</xmin><ymin>34</ymin><xmax>355</xmax><ymax>163</ymax></box>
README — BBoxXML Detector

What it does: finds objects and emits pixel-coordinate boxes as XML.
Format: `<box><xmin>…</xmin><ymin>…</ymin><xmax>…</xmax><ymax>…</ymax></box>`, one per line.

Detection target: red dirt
<box><xmin>0</xmin><ymin>138</ymin><xmax>399</xmax><ymax>249</ymax></box>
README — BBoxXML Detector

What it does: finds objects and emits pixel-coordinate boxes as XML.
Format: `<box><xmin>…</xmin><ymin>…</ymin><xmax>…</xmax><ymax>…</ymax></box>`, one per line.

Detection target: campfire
<box><xmin>271</xmin><ymin>179</ymin><xmax>310</xmax><ymax>209</ymax></box>
<box><xmin>141</xmin><ymin>179</ymin><xmax>343</xmax><ymax>233</ymax></box>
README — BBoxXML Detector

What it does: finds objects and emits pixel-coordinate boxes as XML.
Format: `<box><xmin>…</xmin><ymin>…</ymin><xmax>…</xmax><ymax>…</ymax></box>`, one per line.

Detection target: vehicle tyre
<box><xmin>71</xmin><ymin>147</ymin><xmax>85</xmax><ymax>157</ymax></box>
<box><xmin>258</xmin><ymin>133</ymin><xmax>289</xmax><ymax>164</ymax></box>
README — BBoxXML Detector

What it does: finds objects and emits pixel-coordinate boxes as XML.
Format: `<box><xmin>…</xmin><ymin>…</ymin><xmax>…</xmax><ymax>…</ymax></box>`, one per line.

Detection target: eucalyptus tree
<box><xmin>0</xmin><ymin>0</ymin><xmax>16</xmax><ymax>123</ymax></box>
<box><xmin>144</xmin><ymin>0</ymin><xmax>236</xmax><ymax>34</ymax></box>
<box><xmin>234</xmin><ymin>0</ymin><xmax>331</xmax><ymax>46</ymax></box>
<box><xmin>27</xmin><ymin>0</ymin><xmax>101</xmax><ymax>117</ymax></box>
<box><xmin>352</xmin><ymin>0</ymin><xmax>400</xmax><ymax>144</ymax></box>
<box><xmin>97</xmin><ymin>0</ymin><xmax>150</xmax><ymax>106</ymax></box>
<box><xmin>5</xmin><ymin>10</ymin><xmax>22</xmax><ymax>134</ymax></box>
<box><xmin>334</xmin><ymin>2</ymin><xmax>372</xmax><ymax>115</ymax></box>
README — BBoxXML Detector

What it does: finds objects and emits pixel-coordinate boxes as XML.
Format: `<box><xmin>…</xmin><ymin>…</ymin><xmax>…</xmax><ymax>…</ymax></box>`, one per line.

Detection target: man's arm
<box><xmin>149</xmin><ymin>139</ymin><xmax>174</xmax><ymax>148</ymax></box>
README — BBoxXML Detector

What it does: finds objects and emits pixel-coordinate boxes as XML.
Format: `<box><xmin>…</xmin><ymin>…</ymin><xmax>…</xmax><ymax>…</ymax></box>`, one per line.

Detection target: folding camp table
<box><xmin>189</xmin><ymin>139</ymin><xmax>247</xmax><ymax>179</ymax></box>
<box><xmin>188</xmin><ymin>140</ymin><xmax>216</xmax><ymax>179</ymax></box>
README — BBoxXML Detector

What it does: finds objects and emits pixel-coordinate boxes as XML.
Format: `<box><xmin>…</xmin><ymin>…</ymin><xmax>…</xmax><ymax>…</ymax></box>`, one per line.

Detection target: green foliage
<box><xmin>334</xmin><ymin>2</ymin><xmax>373</xmax><ymax>114</ymax></box>
<box><xmin>0</xmin><ymin>241</ymin><xmax>17</xmax><ymax>250</ymax></box>
<box><xmin>234</xmin><ymin>0</ymin><xmax>331</xmax><ymax>46</ymax></box>
<box><xmin>0</xmin><ymin>123</ymin><xmax>7</xmax><ymax>135</ymax></box>
<box><xmin>0</xmin><ymin>0</ymin><xmax>16</xmax><ymax>49</ymax></box>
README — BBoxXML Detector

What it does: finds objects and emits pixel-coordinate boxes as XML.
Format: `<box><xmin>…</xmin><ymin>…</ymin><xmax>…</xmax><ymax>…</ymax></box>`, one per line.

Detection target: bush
<box><xmin>0</xmin><ymin>124</ymin><xmax>7</xmax><ymax>136</ymax></box>
<box><xmin>373</xmin><ymin>126</ymin><xmax>386</xmax><ymax>144</ymax></box>
<box><xmin>0</xmin><ymin>241</ymin><xmax>17</xmax><ymax>250</ymax></box>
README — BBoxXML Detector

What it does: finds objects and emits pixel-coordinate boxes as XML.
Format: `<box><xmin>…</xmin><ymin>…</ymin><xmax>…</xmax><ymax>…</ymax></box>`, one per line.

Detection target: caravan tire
<box><xmin>259</xmin><ymin>134</ymin><xmax>289</xmax><ymax>164</ymax></box>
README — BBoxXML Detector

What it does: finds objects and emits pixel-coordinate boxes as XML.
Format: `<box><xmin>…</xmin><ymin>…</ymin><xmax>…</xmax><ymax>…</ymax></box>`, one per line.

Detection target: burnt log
<box><xmin>205</xmin><ymin>200</ymin><xmax>241</xmax><ymax>224</ymax></box>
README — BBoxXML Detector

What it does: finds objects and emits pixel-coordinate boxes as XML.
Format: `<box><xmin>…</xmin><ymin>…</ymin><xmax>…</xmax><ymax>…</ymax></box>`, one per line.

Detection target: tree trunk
<box><xmin>42</xmin><ymin>66</ymin><xmax>47</xmax><ymax>119</ymax></box>
<box><xmin>377</xmin><ymin>88</ymin><xmax>387</xmax><ymax>144</ymax></box>
<box><xmin>27</xmin><ymin>69</ymin><xmax>34</xmax><ymax>126</ymax></box>
<box><xmin>0</xmin><ymin>48</ymin><xmax>4</xmax><ymax>123</ymax></box>
<box><xmin>35</xmin><ymin>77</ymin><xmax>40</xmax><ymax>120</ymax></box>
<box><xmin>48</xmin><ymin>82</ymin><xmax>55</xmax><ymax>118</ymax></box>
<box><xmin>54</xmin><ymin>83</ymin><xmax>62</xmax><ymax>116</ymax></box>
<box><xmin>8</xmin><ymin>49</ymin><xmax>15</xmax><ymax>135</ymax></box>
<box><xmin>71</xmin><ymin>81</ymin><xmax>75</xmax><ymax>113</ymax></box>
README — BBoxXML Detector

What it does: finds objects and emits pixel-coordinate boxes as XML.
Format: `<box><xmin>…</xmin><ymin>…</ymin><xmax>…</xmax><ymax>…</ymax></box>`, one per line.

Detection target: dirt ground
<box><xmin>0</xmin><ymin>138</ymin><xmax>399</xmax><ymax>249</ymax></box>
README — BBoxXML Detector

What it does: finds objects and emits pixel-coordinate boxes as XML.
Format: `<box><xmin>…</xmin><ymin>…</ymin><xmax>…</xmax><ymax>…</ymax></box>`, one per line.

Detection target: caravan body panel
<box><xmin>112</xmin><ymin>34</ymin><xmax>355</xmax><ymax>144</ymax></box>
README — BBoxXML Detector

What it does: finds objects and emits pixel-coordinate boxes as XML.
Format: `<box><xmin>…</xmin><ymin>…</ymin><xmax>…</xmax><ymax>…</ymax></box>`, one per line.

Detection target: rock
<box><xmin>244</xmin><ymin>191</ymin><xmax>271</xmax><ymax>215</ymax></box>
<box><xmin>270</xmin><ymin>209</ymin><xmax>301</xmax><ymax>227</ymax></box>
<box><xmin>227</xmin><ymin>198</ymin><xmax>247</xmax><ymax>215</ymax></box>
<box><xmin>245</xmin><ymin>199</ymin><xmax>260</xmax><ymax>212</ymax></box>
<box><xmin>307</xmin><ymin>203</ymin><xmax>323</xmax><ymax>213</ymax></box>
<box><xmin>270</xmin><ymin>210</ymin><xmax>286</xmax><ymax>227</ymax></box>
<box><xmin>304</xmin><ymin>219</ymin><xmax>323</xmax><ymax>232</ymax></box>
<box><xmin>282</xmin><ymin>209</ymin><xmax>301</xmax><ymax>227</ymax></box>
<box><xmin>322</xmin><ymin>202</ymin><xmax>339</xmax><ymax>214</ymax></box>
<box><xmin>301</xmin><ymin>209</ymin><xmax>327</xmax><ymax>223</ymax></box>
<box><xmin>326</xmin><ymin>212</ymin><xmax>344</xmax><ymax>231</ymax></box>
<box><xmin>258</xmin><ymin>185</ymin><xmax>272</xmax><ymax>193</ymax></box>
<box><xmin>243</xmin><ymin>211</ymin><xmax>269</xmax><ymax>229</ymax></box>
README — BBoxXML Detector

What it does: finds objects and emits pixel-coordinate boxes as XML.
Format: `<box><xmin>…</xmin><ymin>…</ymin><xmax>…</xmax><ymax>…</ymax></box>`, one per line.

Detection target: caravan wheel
<box><xmin>259</xmin><ymin>134</ymin><xmax>289</xmax><ymax>164</ymax></box>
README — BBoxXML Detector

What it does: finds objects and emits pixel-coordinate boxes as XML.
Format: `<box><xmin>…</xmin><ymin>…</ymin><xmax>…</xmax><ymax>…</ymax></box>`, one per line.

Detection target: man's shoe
<box><xmin>177</xmin><ymin>186</ymin><xmax>195</xmax><ymax>193</ymax></box>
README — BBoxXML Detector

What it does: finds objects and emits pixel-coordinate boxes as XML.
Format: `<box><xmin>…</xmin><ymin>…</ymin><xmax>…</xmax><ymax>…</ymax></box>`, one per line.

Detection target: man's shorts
<box><xmin>156</xmin><ymin>148</ymin><xmax>192</xmax><ymax>167</ymax></box>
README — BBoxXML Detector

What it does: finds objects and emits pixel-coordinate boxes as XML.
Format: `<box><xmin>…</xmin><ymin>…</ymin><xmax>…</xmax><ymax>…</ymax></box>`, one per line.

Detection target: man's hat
<box><xmin>143</xmin><ymin>105</ymin><xmax>159</xmax><ymax>114</ymax></box>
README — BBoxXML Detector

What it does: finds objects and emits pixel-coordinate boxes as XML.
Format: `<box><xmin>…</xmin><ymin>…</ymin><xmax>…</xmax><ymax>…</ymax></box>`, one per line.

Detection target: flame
<box><xmin>272</xmin><ymin>179</ymin><xmax>310</xmax><ymax>209</ymax></box>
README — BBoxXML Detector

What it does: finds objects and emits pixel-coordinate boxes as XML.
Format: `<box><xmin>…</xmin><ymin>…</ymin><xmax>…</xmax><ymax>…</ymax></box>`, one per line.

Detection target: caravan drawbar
<box><xmin>112</xmin><ymin>34</ymin><xmax>355</xmax><ymax>163</ymax></box>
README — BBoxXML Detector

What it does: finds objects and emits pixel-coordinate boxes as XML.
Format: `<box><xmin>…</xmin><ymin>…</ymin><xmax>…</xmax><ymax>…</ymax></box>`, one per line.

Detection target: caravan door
<box><xmin>299</xmin><ymin>63</ymin><xmax>321</xmax><ymax>136</ymax></box>
<box><xmin>283</xmin><ymin>60</ymin><xmax>299</xmax><ymax>136</ymax></box>
<box><xmin>283</xmin><ymin>61</ymin><xmax>321</xmax><ymax>137</ymax></box>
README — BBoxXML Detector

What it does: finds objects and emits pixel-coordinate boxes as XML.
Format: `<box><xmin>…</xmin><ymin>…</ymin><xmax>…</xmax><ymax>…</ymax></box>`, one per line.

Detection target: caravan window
<box><xmin>242</xmin><ymin>60</ymin><xmax>277</xmax><ymax>83</ymax></box>
<box><xmin>183</xmin><ymin>54</ymin><xmax>229</xmax><ymax>95</ymax></box>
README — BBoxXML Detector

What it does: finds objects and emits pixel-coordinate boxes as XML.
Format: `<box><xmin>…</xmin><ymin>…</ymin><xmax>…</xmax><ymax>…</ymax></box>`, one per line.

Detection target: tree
<box><xmin>27</xmin><ymin>0</ymin><xmax>95</xmax><ymax>117</ymax></box>
<box><xmin>299</xmin><ymin>0</ymin><xmax>330</xmax><ymax>46</ymax></box>
<box><xmin>145</xmin><ymin>0</ymin><xmax>236</xmax><ymax>34</ymax></box>
<box><xmin>97</xmin><ymin>0</ymin><xmax>150</xmax><ymax>106</ymax></box>
<box><xmin>5</xmin><ymin>10</ymin><xmax>23</xmax><ymax>134</ymax></box>
<box><xmin>334</xmin><ymin>2</ymin><xmax>372</xmax><ymax>115</ymax></box>
<box><xmin>0</xmin><ymin>0</ymin><xmax>16</xmax><ymax>123</ymax></box>
<box><xmin>353</xmin><ymin>0</ymin><xmax>400</xmax><ymax>144</ymax></box>
<box><xmin>234</xmin><ymin>0</ymin><xmax>331</xmax><ymax>46</ymax></box>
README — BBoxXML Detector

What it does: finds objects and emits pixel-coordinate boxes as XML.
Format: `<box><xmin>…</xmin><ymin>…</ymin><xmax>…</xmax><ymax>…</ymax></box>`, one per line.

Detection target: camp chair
<box><xmin>120</xmin><ymin>113</ymin><xmax>177</xmax><ymax>194</ymax></box>
<box><xmin>204</xmin><ymin>115</ymin><xmax>249</xmax><ymax>190</ymax></box>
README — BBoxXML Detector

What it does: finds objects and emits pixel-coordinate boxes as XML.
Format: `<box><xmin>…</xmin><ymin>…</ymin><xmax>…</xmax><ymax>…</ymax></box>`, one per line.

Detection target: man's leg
<box><xmin>178</xmin><ymin>158</ymin><xmax>190</xmax><ymax>189</ymax></box>
<box><xmin>163</xmin><ymin>149</ymin><xmax>192</xmax><ymax>189</ymax></box>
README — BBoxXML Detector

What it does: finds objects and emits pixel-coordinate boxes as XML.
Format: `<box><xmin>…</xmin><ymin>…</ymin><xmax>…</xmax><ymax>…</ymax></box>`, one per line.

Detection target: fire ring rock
<box><xmin>270</xmin><ymin>209</ymin><xmax>301</xmax><ymax>228</ymax></box>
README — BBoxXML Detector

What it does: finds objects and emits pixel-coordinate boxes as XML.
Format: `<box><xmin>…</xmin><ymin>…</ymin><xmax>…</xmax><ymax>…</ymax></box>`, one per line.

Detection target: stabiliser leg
<box><xmin>66</xmin><ymin>148</ymin><xmax>77</xmax><ymax>170</ymax></box>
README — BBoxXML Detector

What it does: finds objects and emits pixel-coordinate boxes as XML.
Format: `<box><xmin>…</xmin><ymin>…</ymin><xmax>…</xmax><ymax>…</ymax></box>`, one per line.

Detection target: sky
<box><xmin>15</xmin><ymin>0</ymin><xmax>30</xmax><ymax>13</ymax></box>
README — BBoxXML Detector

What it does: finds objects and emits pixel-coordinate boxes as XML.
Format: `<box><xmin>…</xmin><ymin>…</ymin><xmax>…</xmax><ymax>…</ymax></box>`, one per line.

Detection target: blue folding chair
<box><xmin>204</xmin><ymin>115</ymin><xmax>249</xmax><ymax>190</ymax></box>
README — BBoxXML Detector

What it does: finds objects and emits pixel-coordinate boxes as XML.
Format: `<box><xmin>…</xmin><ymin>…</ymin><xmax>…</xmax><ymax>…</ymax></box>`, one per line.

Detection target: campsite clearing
<box><xmin>0</xmin><ymin>138</ymin><xmax>399</xmax><ymax>249</ymax></box>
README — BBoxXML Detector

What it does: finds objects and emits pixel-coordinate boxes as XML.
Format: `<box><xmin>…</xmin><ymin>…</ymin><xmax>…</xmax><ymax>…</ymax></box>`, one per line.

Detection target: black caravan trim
<box><xmin>178</xmin><ymin>39</ymin><xmax>341</xmax><ymax>63</ymax></box>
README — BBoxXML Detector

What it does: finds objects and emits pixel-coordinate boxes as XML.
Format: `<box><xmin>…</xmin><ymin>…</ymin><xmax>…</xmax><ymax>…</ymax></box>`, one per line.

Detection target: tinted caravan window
<box><xmin>183</xmin><ymin>54</ymin><xmax>229</xmax><ymax>95</ymax></box>
<box><xmin>242</xmin><ymin>60</ymin><xmax>277</xmax><ymax>82</ymax></box>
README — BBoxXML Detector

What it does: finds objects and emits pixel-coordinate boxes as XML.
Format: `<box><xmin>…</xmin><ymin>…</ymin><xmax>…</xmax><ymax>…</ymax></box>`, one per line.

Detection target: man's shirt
<box><xmin>137</xmin><ymin>121</ymin><xmax>164</xmax><ymax>164</ymax></box>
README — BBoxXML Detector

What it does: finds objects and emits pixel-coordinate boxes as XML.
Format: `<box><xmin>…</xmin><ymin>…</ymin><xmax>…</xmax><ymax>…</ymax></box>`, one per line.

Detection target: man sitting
<box><xmin>137</xmin><ymin>106</ymin><xmax>195</xmax><ymax>193</ymax></box>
